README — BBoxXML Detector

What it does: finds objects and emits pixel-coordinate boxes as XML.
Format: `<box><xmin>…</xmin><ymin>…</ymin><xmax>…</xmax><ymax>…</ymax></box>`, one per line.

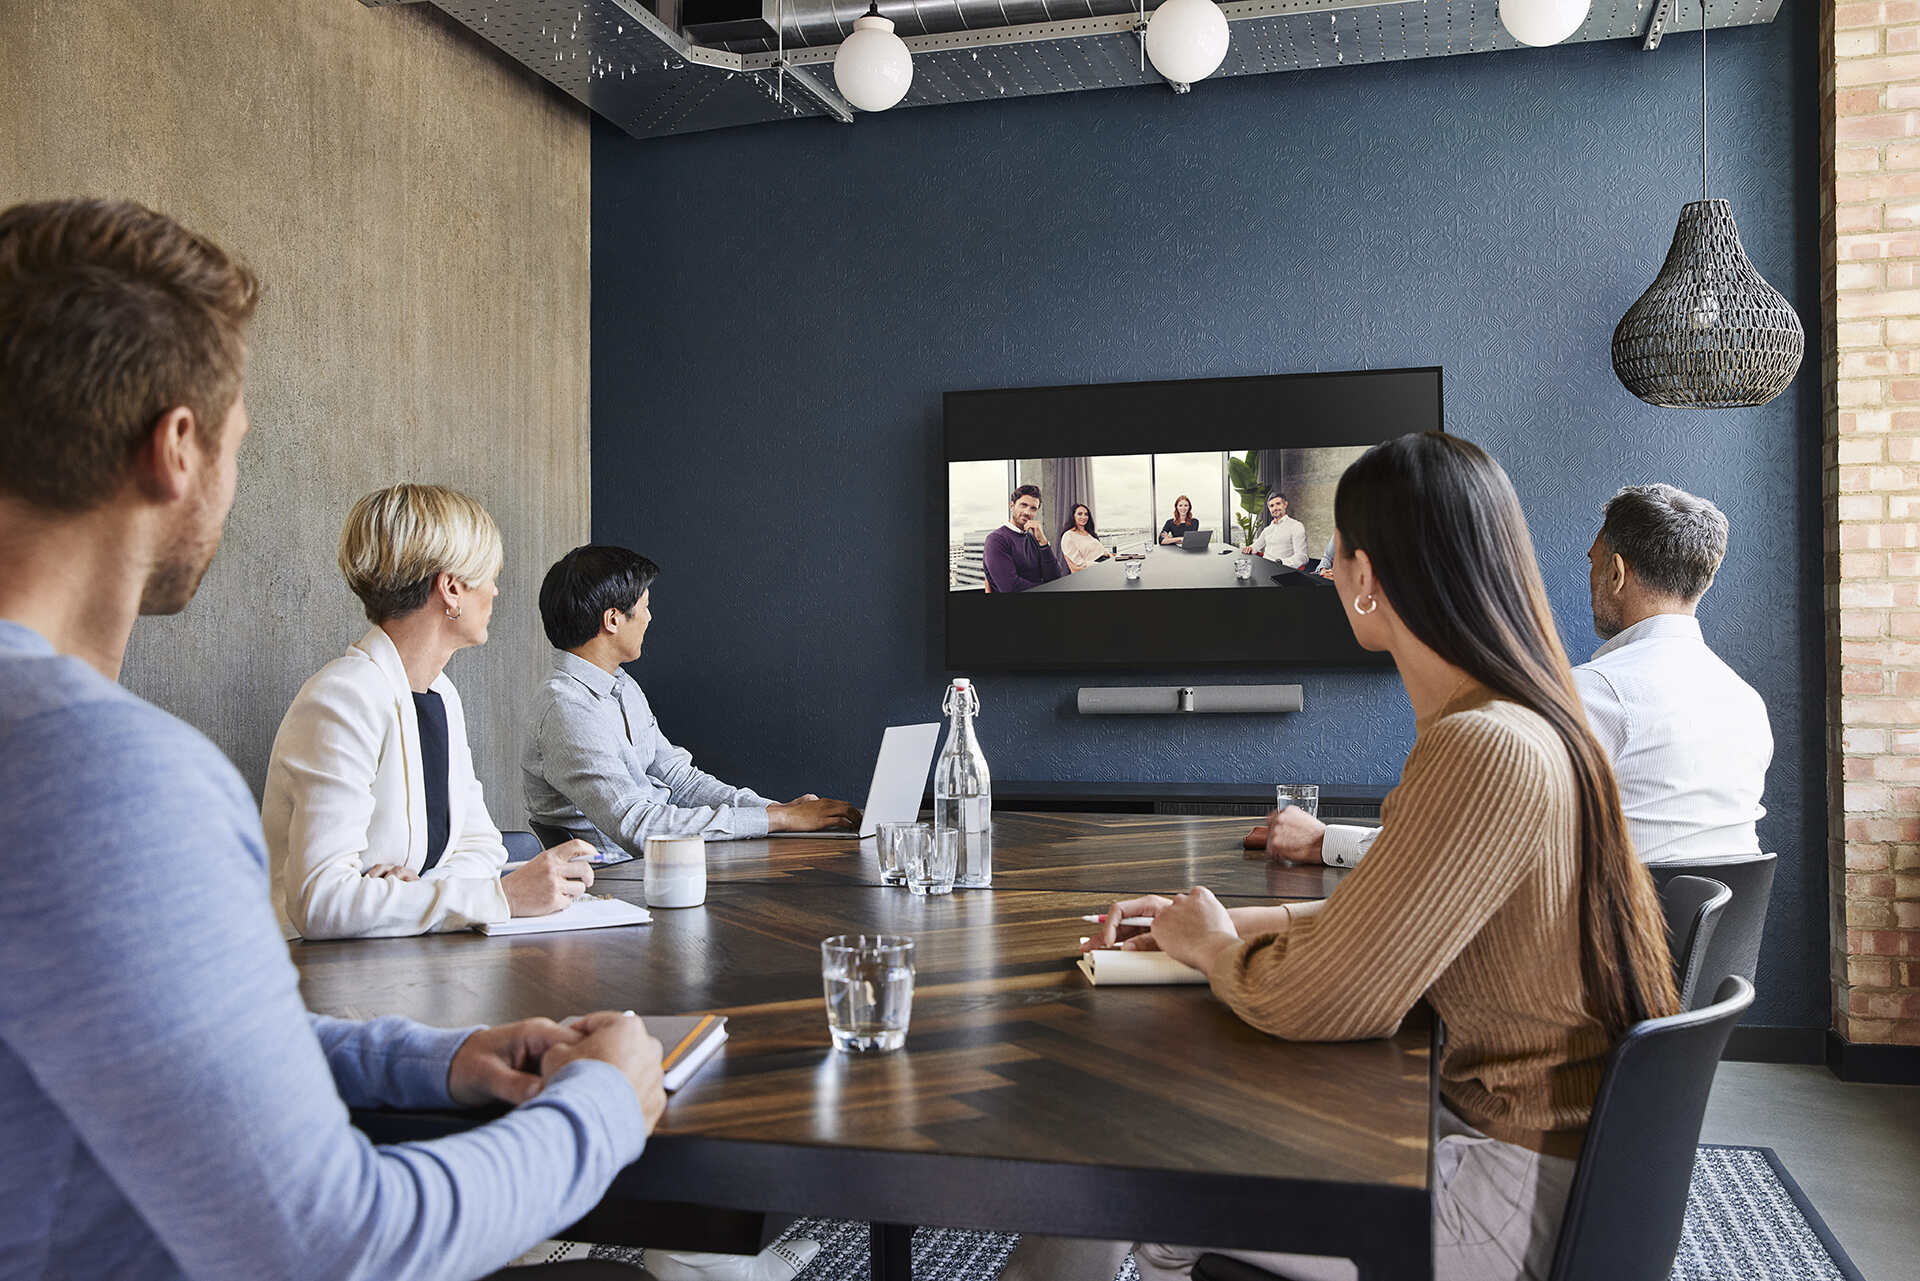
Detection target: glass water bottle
<box><xmin>934</xmin><ymin>677</ymin><xmax>993</xmax><ymax>888</ymax></box>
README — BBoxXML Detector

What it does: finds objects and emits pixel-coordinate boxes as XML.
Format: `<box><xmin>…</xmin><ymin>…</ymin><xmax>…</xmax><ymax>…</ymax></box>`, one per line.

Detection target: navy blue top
<box><xmin>411</xmin><ymin>690</ymin><xmax>451</xmax><ymax>872</ymax></box>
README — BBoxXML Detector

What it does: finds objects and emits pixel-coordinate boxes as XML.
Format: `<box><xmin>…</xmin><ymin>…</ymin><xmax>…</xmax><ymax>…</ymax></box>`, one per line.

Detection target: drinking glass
<box><xmin>1233</xmin><ymin>557</ymin><xmax>1253</xmax><ymax>581</ymax></box>
<box><xmin>1125</xmin><ymin>561</ymin><xmax>1143</xmax><ymax>581</ymax></box>
<box><xmin>875</xmin><ymin>821</ymin><xmax>916</xmax><ymax>886</ymax></box>
<box><xmin>1274</xmin><ymin>783</ymin><xmax>1320</xmax><ymax>818</ymax></box>
<box><xmin>908</xmin><ymin>827</ymin><xmax>959</xmax><ymax>895</ymax></box>
<box><xmin>821</xmin><ymin>934</ymin><xmax>915</xmax><ymax>1052</ymax></box>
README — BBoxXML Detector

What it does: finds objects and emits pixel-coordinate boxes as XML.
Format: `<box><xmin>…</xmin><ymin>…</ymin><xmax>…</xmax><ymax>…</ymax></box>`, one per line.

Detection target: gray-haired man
<box><xmin>1272</xmin><ymin>483</ymin><xmax>1773</xmax><ymax>867</ymax></box>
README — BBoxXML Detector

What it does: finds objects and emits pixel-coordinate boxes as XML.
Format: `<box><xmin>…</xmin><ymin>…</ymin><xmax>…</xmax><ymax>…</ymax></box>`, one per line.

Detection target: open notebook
<box><xmin>1076</xmin><ymin>949</ymin><xmax>1208</xmax><ymax>986</ymax></box>
<box><xmin>477</xmin><ymin>894</ymin><xmax>652</xmax><ymax>936</ymax></box>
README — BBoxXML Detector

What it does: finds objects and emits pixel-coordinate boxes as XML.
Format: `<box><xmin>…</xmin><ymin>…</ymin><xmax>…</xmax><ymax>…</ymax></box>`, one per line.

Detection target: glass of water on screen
<box><xmin>1274</xmin><ymin>784</ymin><xmax>1320</xmax><ymax>818</ymax></box>
<box><xmin>821</xmin><ymin>934</ymin><xmax>915</xmax><ymax>1052</ymax></box>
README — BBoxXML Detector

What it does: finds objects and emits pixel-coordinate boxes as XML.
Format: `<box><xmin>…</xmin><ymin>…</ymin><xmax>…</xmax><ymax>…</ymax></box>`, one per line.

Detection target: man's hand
<box><xmin>1081</xmin><ymin>894</ymin><xmax>1173</xmax><ymax>952</ymax></box>
<box><xmin>1149</xmin><ymin>886</ymin><xmax>1240</xmax><ymax>974</ymax></box>
<box><xmin>448</xmin><ymin>1017</ymin><xmax>584</xmax><ymax>1106</ymax></box>
<box><xmin>768</xmin><ymin>798</ymin><xmax>862</xmax><ymax>833</ymax></box>
<box><xmin>501</xmin><ymin>840</ymin><xmax>596</xmax><ymax>916</ymax></box>
<box><xmin>1254</xmin><ymin>806</ymin><xmax>1327</xmax><ymax>865</ymax></box>
<box><xmin>1028</xmin><ymin>524</ymin><xmax>1050</xmax><ymax>547</ymax></box>
<box><xmin>785</xmin><ymin>793</ymin><xmax>820</xmax><ymax>804</ymax></box>
<box><xmin>363</xmin><ymin>863</ymin><xmax>419</xmax><ymax>882</ymax></box>
<box><xmin>541</xmin><ymin>1011</ymin><xmax>667</xmax><ymax>1133</ymax></box>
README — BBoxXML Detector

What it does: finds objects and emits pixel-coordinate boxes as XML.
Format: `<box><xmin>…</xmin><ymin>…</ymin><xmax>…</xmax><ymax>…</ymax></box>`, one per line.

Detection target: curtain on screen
<box><xmin>1041</xmin><ymin>456</ymin><xmax>1096</xmax><ymax>573</ymax></box>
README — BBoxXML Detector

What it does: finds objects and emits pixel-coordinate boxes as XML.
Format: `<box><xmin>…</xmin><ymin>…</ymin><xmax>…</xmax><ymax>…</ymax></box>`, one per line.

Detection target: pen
<box><xmin>1080</xmin><ymin>914</ymin><xmax>1156</xmax><ymax>928</ymax></box>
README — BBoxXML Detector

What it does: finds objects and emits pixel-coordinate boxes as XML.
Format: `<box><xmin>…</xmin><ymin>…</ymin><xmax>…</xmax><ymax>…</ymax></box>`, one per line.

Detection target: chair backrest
<box><xmin>1659</xmin><ymin>875</ymin><xmax>1731</xmax><ymax>1010</ymax></box>
<box><xmin>1647</xmin><ymin>853</ymin><xmax>1776</xmax><ymax>1005</ymax></box>
<box><xmin>500</xmin><ymin>829</ymin><xmax>544</xmax><ymax>862</ymax></box>
<box><xmin>1547</xmin><ymin>976</ymin><xmax>1755</xmax><ymax>1281</ymax></box>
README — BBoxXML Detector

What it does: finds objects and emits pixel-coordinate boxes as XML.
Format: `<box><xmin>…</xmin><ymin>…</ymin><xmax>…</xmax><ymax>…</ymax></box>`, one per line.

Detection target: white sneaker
<box><xmin>511</xmin><ymin>1239</ymin><xmax>596</xmax><ymax>1266</ymax></box>
<box><xmin>643</xmin><ymin>1238</ymin><xmax>821</xmax><ymax>1281</ymax></box>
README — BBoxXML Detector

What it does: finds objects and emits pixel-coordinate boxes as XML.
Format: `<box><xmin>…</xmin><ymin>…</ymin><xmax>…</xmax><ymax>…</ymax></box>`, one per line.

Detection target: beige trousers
<box><xmin>999</xmin><ymin>1105</ymin><xmax>1578</xmax><ymax>1281</ymax></box>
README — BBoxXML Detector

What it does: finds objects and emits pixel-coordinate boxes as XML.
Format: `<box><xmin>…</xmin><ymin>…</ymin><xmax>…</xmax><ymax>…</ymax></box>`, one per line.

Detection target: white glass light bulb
<box><xmin>834</xmin><ymin>13</ymin><xmax>913</xmax><ymax>112</ymax></box>
<box><xmin>1144</xmin><ymin>0</ymin><xmax>1230</xmax><ymax>89</ymax></box>
<box><xmin>1498</xmin><ymin>0</ymin><xmax>1590</xmax><ymax>47</ymax></box>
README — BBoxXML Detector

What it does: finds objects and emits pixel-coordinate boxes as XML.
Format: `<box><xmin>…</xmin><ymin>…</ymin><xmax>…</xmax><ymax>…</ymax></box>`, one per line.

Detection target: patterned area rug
<box><xmin>587</xmin><ymin>1145</ymin><xmax>1862</xmax><ymax>1280</ymax></box>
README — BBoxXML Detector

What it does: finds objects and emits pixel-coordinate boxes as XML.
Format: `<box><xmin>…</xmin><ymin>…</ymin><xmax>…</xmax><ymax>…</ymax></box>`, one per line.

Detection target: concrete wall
<box><xmin>0</xmin><ymin>0</ymin><xmax>590</xmax><ymax>824</ymax></box>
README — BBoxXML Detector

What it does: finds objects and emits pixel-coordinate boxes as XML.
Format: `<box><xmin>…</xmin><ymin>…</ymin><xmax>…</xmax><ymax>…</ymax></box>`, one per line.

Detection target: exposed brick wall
<box><xmin>1825</xmin><ymin>0</ymin><xmax>1920</xmax><ymax>1046</ymax></box>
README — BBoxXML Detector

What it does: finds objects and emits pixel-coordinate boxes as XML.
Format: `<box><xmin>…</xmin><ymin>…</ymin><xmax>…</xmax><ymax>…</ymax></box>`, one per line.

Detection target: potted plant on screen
<box><xmin>1228</xmin><ymin>450</ymin><xmax>1270</xmax><ymax>546</ymax></box>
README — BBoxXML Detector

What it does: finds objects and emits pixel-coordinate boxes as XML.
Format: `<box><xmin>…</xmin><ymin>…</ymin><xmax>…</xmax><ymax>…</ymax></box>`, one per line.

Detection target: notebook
<box><xmin>648</xmin><ymin>1013</ymin><xmax>730</xmax><ymax>1092</ymax></box>
<box><xmin>1075</xmin><ymin>949</ymin><xmax>1208</xmax><ymax>986</ymax></box>
<box><xmin>476</xmin><ymin>894</ymin><xmax>652</xmax><ymax>936</ymax></box>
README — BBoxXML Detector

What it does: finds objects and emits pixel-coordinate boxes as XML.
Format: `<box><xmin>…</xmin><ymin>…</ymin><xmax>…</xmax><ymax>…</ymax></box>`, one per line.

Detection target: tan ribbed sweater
<box><xmin>1209</xmin><ymin>680</ymin><xmax>1614</xmax><ymax>1152</ymax></box>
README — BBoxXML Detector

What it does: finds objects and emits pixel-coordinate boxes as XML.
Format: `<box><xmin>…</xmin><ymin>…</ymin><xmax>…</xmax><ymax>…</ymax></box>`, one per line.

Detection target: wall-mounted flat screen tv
<box><xmin>944</xmin><ymin>367</ymin><xmax>1443</xmax><ymax>668</ymax></box>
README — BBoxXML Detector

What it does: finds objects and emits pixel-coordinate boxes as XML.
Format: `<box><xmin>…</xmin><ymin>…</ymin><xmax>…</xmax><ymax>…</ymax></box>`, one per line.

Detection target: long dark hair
<box><xmin>1334</xmin><ymin>432</ymin><xmax>1676</xmax><ymax>1034</ymax></box>
<box><xmin>1064</xmin><ymin>503</ymin><xmax>1098</xmax><ymax>541</ymax></box>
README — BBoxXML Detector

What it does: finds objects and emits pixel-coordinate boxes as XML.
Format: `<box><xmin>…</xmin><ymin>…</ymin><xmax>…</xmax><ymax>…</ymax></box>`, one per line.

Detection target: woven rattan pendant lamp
<box><xmin>1611</xmin><ymin>0</ymin><xmax>1804</xmax><ymax>408</ymax></box>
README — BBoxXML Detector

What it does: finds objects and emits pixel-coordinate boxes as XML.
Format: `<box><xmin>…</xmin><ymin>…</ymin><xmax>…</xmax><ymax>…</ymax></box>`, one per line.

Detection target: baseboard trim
<box><xmin>1826</xmin><ymin>1030</ymin><xmax>1920</xmax><ymax>1084</ymax></box>
<box><xmin>1723</xmin><ymin>1025</ymin><xmax>1826</xmax><ymax>1065</ymax></box>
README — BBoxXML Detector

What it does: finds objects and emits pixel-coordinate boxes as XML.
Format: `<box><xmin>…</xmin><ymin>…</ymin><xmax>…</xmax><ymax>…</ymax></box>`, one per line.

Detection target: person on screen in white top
<box><xmin>1059</xmin><ymin>503</ymin><xmax>1109</xmax><ymax>572</ymax></box>
<box><xmin>1262</xmin><ymin>483</ymin><xmax>1772</xmax><ymax>868</ymax></box>
<box><xmin>1241</xmin><ymin>492</ymin><xmax>1309</xmax><ymax>568</ymax></box>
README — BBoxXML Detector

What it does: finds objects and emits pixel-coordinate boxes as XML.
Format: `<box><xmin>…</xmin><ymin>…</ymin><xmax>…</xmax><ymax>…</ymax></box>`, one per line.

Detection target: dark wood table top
<box><xmin>296</xmin><ymin>815</ymin><xmax>1427</xmax><ymax>1277</ymax></box>
<box><xmin>595</xmin><ymin>812</ymin><xmax>1352</xmax><ymax>902</ymax></box>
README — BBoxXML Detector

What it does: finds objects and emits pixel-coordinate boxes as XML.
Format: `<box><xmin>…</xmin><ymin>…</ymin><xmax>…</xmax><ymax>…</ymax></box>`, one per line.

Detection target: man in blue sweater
<box><xmin>0</xmin><ymin>199</ymin><xmax>662</xmax><ymax>1279</ymax></box>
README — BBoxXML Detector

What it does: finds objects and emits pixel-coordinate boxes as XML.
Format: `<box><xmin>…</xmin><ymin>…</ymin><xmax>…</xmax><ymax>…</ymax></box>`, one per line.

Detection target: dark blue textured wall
<box><xmin>591</xmin><ymin>14</ymin><xmax>1824</xmax><ymax>1027</ymax></box>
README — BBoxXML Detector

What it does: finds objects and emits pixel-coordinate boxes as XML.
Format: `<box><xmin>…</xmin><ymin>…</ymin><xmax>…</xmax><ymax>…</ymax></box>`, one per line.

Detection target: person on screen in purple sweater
<box><xmin>982</xmin><ymin>483</ymin><xmax>1065</xmax><ymax>593</ymax></box>
<box><xmin>0</xmin><ymin>198</ymin><xmax>666</xmax><ymax>1280</ymax></box>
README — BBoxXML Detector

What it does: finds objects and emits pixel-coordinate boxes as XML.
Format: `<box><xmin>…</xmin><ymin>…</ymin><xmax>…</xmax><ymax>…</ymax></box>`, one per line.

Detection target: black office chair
<box><xmin>1193</xmin><ymin>977</ymin><xmax>1755</xmax><ymax>1281</ymax></box>
<box><xmin>501</xmin><ymin>829</ymin><xmax>543</xmax><ymax>861</ymax></box>
<box><xmin>1647</xmin><ymin>853</ymin><xmax>1776</xmax><ymax>1007</ymax></box>
<box><xmin>1659</xmin><ymin>875</ymin><xmax>1731</xmax><ymax>1010</ymax></box>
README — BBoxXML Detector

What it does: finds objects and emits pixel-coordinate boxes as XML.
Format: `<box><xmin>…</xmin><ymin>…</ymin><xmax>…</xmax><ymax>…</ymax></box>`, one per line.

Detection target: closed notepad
<box><xmin>1076</xmin><ymin>950</ymin><xmax>1208</xmax><ymax>986</ymax></box>
<box><xmin>644</xmin><ymin>1014</ymin><xmax>730</xmax><ymax>1092</ymax></box>
<box><xmin>476</xmin><ymin>895</ymin><xmax>652</xmax><ymax>936</ymax></box>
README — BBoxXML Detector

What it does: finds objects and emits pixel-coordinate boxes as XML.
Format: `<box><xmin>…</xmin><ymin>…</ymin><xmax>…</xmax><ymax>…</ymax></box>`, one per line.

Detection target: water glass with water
<box><xmin>1125</xmin><ymin>561</ymin><xmax>1143</xmax><ymax>581</ymax></box>
<box><xmin>875</xmin><ymin>821</ymin><xmax>917</xmax><ymax>886</ymax></box>
<box><xmin>821</xmin><ymin>934</ymin><xmax>915</xmax><ymax>1052</ymax></box>
<box><xmin>1233</xmin><ymin>557</ymin><xmax>1253</xmax><ymax>581</ymax></box>
<box><xmin>1274</xmin><ymin>783</ymin><xmax>1320</xmax><ymax>818</ymax></box>
<box><xmin>908</xmin><ymin>827</ymin><xmax>958</xmax><ymax>895</ymax></box>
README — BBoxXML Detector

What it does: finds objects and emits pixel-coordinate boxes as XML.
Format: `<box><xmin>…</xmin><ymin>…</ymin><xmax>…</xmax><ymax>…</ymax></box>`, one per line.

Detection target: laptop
<box><xmin>1180</xmin><ymin>528</ymin><xmax>1213</xmax><ymax>551</ymax></box>
<box><xmin>757</xmin><ymin>722</ymin><xmax>942</xmax><ymax>840</ymax></box>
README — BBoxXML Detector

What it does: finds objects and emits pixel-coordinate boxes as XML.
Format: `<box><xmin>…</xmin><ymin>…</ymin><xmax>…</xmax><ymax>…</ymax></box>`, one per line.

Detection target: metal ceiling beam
<box><xmin>1643</xmin><ymin>0</ymin><xmax>1675</xmax><ymax>49</ymax></box>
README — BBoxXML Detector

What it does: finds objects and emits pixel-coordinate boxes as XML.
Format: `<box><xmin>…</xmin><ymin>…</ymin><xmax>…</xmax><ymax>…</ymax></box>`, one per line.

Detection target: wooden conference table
<box><xmin>293</xmin><ymin>814</ymin><xmax>1432</xmax><ymax>1281</ymax></box>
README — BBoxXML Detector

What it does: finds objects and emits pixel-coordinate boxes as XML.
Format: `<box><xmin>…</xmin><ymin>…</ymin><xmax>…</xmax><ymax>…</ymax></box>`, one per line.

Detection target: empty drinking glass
<box><xmin>875</xmin><ymin>821</ymin><xmax>917</xmax><ymax>886</ymax></box>
<box><xmin>821</xmin><ymin>934</ymin><xmax>915</xmax><ymax>1052</ymax></box>
<box><xmin>1233</xmin><ymin>557</ymin><xmax>1253</xmax><ymax>581</ymax></box>
<box><xmin>1274</xmin><ymin>783</ymin><xmax>1320</xmax><ymax>818</ymax></box>
<box><xmin>908</xmin><ymin>827</ymin><xmax>959</xmax><ymax>895</ymax></box>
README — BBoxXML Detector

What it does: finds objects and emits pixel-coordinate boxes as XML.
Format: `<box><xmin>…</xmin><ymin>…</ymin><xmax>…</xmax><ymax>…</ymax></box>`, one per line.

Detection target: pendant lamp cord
<box><xmin>1700</xmin><ymin>0</ymin><xmax>1709</xmax><ymax>202</ymax></box>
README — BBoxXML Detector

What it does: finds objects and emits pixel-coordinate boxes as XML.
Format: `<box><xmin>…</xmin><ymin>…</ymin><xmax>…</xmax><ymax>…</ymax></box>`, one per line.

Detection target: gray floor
<box><xmin>1700</xmin><ymin>1062</ymin><xmax>1920</xmax><ymax>1281</ymax></box>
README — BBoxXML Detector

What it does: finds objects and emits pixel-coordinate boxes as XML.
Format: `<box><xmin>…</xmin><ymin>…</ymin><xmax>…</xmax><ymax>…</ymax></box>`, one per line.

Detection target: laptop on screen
<box><xmin>1181</xmin><ymin>529</ymin><xmax>1213</xmax><ymax>551</ymax></box>
<box><xmin>758</xmin><ymin>722</ymin><xmax>941</xmax><ymax>840</ymax></box>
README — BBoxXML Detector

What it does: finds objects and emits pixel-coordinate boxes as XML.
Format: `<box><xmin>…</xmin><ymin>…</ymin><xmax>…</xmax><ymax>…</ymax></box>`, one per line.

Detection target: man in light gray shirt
<box><xmin>1264</xmin><ymin>483</ymin><xmax>1772</xmax><ymax>867</ymax></box>
<box><xmin>523</xmin><ymin>545</ymin><xmax>859</xmax><ymax>858</ymax></box>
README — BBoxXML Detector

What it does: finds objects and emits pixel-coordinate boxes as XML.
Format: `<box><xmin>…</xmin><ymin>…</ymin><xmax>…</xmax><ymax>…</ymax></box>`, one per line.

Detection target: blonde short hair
<box><xmin>337</xmin><ymin>484</ymin><xmax>503</xmax><ymax>623</ymax></box>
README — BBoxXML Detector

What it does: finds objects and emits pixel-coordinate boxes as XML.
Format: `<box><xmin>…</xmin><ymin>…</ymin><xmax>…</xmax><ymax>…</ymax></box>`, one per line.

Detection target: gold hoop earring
<box><xmin>1353</xmin><ymin>594</ymin><xmax>1378</xmax><ymax>616</ymax></box>
<box><xmin>444</xmin><ymin>606</ymin><xmax>462</xmax><ymax>621</ymax></box>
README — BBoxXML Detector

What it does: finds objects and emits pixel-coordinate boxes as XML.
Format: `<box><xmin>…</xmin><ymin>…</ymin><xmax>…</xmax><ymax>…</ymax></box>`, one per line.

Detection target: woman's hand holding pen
<box><xmin>1148</xmin><ymin>887</ymin><xmax>1241</xmax><ymax>975</ymax></box>
<box><xmin>1081</xmin><ymin>895</ymin><xmax>1171</xmax><ymax>952</ymax></box>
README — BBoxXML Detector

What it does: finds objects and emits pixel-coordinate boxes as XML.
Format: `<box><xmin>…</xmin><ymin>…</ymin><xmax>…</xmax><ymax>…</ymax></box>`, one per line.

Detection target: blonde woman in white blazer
<box><xmin>264</xmin><ymin>484</ymin><xmax>595</xmax><ymax>940</ymax></box>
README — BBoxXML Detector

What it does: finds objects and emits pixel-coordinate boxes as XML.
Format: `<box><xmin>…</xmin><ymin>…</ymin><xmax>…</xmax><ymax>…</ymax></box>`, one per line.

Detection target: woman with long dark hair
<box><xmin>1059</xmin><ymin>503</ymin><xmax>1107</xmax><ymax>572</ymax></box>
<box><xmin>1158</xmin><ymin>494</ymin><xmax>1199</xmax><ymax>544</ymax></box>
<box><xmin>1008</xmin><ymin>434</ymin><xmax>1676</xmax><ymax>1281</ymax></box>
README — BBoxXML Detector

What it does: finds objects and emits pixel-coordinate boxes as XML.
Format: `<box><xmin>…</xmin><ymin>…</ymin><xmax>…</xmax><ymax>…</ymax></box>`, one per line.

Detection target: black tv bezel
<box><xmin>941</xmin><ymin>366</ymin><xmax>1443</xmax><ymax>670</ymax></box>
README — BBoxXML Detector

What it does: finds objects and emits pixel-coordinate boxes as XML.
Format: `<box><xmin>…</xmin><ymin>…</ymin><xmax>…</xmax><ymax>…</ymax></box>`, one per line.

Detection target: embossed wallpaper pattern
<box><xmin>591</xmin><ymin>11</ymin><xmax>1823</xmax><ymax>1027</ymax></box>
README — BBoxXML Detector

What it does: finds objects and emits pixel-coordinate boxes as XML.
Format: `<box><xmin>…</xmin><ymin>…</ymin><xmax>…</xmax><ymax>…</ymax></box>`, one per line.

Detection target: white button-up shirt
<box><xmin>1250</xmin><ymin>515</ymin><xmax>1309</xmax><ymax>568</ymax></box>
<box><xmin>1323</xmin><ymin>613</ymin><xmax>1773</xmax><ymax>867</ymax></box>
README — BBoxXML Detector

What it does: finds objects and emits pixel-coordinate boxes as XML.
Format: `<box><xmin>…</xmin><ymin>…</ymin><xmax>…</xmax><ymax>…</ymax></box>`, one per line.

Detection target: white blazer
<box><xmin>263</xmin><ymin>626</ymin><xmax>510</xmax><ymax>939</ymax></box>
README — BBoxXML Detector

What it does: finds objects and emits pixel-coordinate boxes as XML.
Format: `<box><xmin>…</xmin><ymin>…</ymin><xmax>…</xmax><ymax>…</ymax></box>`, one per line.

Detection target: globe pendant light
<box><xmin>1498</xmin><ymin>0</ymin><xmax>1590</xmax><ymax>47</ymax></box>
<box><xmin>1611</xmin><ymin>0</ymin><xmax>1803</xmax><ymax>408</ymax></box>
<box><xmin>1144</xmin><ymin>0</ymin><xmax>1229</xmax><ymax>91</ymax></box>
<box><xmin>834</xmin><ymin>3</ymin><xmax>913</xmax><ymax>113</ymax></box>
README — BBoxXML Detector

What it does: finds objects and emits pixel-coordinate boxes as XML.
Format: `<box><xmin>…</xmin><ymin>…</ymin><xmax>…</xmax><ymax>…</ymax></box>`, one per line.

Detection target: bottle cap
<box><xmin>951</xmin><ymin>677</ymin><xmax>971</xmax><ymax>690</ymax></box>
